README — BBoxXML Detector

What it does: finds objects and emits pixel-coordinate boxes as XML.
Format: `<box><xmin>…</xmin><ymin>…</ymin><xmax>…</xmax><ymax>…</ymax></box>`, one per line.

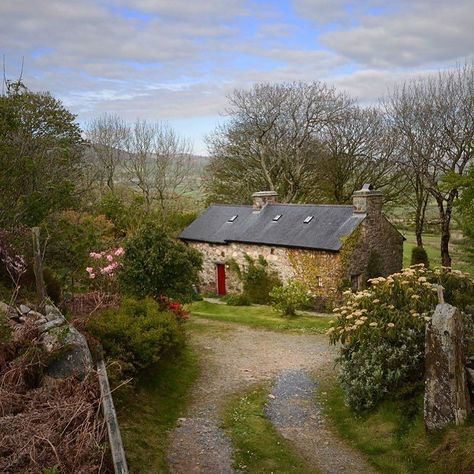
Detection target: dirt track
<box><xmin>167</xmin><ymin>317</ymin><xmax>375</xmax><ymax>474</ymax></box>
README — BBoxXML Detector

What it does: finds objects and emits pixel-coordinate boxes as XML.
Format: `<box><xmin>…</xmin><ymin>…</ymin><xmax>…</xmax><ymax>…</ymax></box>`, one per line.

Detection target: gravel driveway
<box><xmin>167</xmin><ymin>316</ymin><xmax>374</xmax><ymax>474</ymax></box>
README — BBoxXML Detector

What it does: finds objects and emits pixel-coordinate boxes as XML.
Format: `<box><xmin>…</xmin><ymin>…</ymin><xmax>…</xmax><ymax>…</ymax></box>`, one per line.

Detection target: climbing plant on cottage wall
<box><xmin>287</xmin><ymin>249</ymin><xmax>342</xmax><ymax>296</ymax></box>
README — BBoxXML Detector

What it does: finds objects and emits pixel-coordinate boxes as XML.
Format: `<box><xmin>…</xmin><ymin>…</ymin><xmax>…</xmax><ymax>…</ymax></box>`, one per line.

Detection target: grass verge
<box><xmin>116</xmin><ymin>346</ymin><xmax>199</xmax><ymax>474</ymax></box>
<box><xmin>319</xmin><ymin>376</ymin><xmax>474</xmax><ymax>474</ymax></box>
<box><xmin>187</xmin><ymin>301</ymin><xmax>330</xmax><ymax>334</ymax></box>
<box><xmin>222</xmin><ymin>384</ymin><xmax>315</xmax><ymax>473</ymax></box>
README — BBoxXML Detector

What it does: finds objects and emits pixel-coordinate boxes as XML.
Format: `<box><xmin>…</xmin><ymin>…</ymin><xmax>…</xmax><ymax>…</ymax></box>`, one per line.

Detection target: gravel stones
<box><xmin>265</xmin><ymin>369</ymin><xmax>376</xmax><ymax>474</ymax></box>
<box><xmin>265</xmin><ymin>369</ymin><xmax>323</xmax><ymax>429</ymax></box>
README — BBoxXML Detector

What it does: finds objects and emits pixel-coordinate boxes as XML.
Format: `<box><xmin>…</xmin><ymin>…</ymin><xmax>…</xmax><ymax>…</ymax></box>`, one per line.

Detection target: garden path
<box><xmin>166</xmin><ymin>317</ymin><xmax>375</xmax><ymax>474</ymax></box>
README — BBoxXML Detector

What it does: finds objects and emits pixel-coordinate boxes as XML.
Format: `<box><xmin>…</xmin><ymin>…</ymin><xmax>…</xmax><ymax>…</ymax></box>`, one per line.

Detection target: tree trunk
<box><xmin>415</xmin><ymin>194</ymin><xmax>428</xmax><ymax>247</ymax></box>
<box><xmin>435</xmin><ymin>192</ymin><xmax>457</xmax><ymax>268</ymax></box>
<box><xmin>440</xmin><ymin>221</ymin><xmax>451</xmax><ymax>268</ymax></box>
<box><xmin>413</xmin><ymin>179</ymin><xmax>428</xmax><ymax>248</ymax></box>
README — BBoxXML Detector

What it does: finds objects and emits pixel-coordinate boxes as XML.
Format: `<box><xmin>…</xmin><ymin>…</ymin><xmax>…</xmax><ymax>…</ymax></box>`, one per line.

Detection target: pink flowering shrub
<box><xmin>328</xmin><ymin>265</ymin><xmax>474</xmax><ymax>411</ymax></box>
<box><xmin>86</xmin><ymin>247</ymin><xmax>124</xmax><ymax>292</ymax></box>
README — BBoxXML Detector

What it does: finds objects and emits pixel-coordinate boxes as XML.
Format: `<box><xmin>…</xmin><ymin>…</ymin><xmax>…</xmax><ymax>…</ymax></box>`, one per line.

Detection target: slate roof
<box><xmin>179</xmin><ymin>203</ymin><xmax>366</xmax><ymax>252</ymax></box>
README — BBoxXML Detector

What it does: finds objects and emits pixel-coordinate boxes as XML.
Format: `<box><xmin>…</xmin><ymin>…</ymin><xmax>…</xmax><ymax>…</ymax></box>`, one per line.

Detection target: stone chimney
<box><xmin>252</xmin><ymin>190</ymin><xmax>278</xmax><ymax>211</ymax></box>
<box><xmin>352</xmin><ymin>184</ymin><xmax>383</xmax><ymax>216</ymax></box>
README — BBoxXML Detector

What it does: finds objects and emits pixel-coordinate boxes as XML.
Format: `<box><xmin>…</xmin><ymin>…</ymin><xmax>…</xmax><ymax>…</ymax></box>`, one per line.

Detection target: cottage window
<box><xmin>317</xmin><ymin>276</ymin><xmax>323</xmax><ymax>287</ymax></box>
<box><xmin>270</xmin><ymin>248</ymin><xmax>275</xmax><ymax>255</ymax></box>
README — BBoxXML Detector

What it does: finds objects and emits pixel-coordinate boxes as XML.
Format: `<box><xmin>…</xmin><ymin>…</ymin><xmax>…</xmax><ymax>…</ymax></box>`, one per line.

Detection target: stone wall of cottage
<box><xmin>186</xmin><ymin>187</ymin><xmax>404</xmax><ymax>296</ymax></box>
<box><xmin>188</xmin><ymin>210</ymin><xmax>403</xmax><ymax>296</ymax></box>
<box><xmin>188</xmin><ymin>241</ymin><xmax>343</xmax><ymax>296</ymax></box>
<box><xmin>345</xmin><ymin>215</ymin><xmax>404</xmax><ymax>284</ymax></box>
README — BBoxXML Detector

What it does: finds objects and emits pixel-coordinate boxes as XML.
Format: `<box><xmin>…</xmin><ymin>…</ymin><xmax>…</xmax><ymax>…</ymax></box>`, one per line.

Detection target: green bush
<box><xmin>328</xmin><ymin>266</ymin><xmax>474</xmax><ymax>411</ymax></box>
<box><xmin>338</xmin><ymin>331</ymin><xmax>424</xmax><ymax>411</ymax></box>
<box><xmin>96</xmin><ymin>190</ymin><xmax>146</xmax><ymax>235</ymax></box>
<box><xmin>230</xmin><ymin>255</ymin><xmax>280</xmax><ymax>304</ymax></box>
<box><xmin>270</xmin><ymin>279</ymin><xmax>311</xmax><ymax>316</ymax></box>
<box><xmin>119</xmin><ymin>220</ymin><xmax>202</xmax><ymax>302</ymax></box>
<box><xmin>410</xmin><ymin>246</ymin><xmax>430</xmax><ymax>268</ymax></box>
<box><xmin>86</xmin><ymin>298</ymin><xmax>185</xmax><ymax>376</ymax></box>
<box><xmin>223</xmin><ymin>294</ymin><xmax>252</xmax><ymax>306</ymax></box>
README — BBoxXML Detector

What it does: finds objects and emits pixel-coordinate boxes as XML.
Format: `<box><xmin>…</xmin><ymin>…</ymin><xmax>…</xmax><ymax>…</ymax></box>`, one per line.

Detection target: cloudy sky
<box><xmin>1</xmin><ymin>0</ymin><xmax>473</xmax><ymax>154</ymax></box>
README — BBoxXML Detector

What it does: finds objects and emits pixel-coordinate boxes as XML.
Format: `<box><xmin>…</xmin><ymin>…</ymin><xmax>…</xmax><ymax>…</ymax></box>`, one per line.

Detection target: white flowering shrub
<box><xmin>328</xmin><ymin>265</ymin><xmax>474</xmax><ymax>411</ymax></box>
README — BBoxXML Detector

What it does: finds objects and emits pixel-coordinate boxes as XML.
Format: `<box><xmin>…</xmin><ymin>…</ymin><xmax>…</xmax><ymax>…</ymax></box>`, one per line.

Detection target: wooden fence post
<box><xmin>97</xmin><ymin>358</ymin><xmax>129</xmax><ymax>474</ymax></box>
<box><xmin>32</xmin><ymin>227</ymin><xmax>46</xmax><ymax>314</ymax></box>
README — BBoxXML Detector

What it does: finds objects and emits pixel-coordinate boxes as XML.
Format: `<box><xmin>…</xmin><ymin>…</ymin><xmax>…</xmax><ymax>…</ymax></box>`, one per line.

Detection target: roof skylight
<box><xmin>273</xmin><ymin>214</ymin><xmax>282</xmax><ymax>221</ymax></box>
<box><xmin>228</xmin><ymin>215</ymin><xmax>238</xmax><ymax>222</ymax></box>
<box><xmin>303</xmin><ymin>215</ymin><xmax>314</xmax><ymax>224</ymax></box>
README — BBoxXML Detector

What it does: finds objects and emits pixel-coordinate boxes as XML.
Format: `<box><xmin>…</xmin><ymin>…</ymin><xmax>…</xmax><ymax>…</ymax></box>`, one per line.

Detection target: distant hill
<box><xmin>82</xmin><ymin>143</ymin><xmax>208</xmax><ymax>196</ymax></box>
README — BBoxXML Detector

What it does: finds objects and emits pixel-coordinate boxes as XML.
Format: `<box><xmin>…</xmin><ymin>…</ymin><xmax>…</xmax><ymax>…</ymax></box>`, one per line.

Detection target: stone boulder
<box><xmin>0</xmin><ymin>300</ymin><xmax>93</xmax><ymax>380</ymax></box>
<box><xmin>40</xmin><ymin>324</ymin><xmax>93</xmax><ymax>379</ymax></box>
<box><xmin>424</xmin><ymin>303</ymin><xmax>471</xmax><ymax>431</ymax></box>
<box><xmin>45</xmin><ymin>304</ymin><xmax>66</xmax><ymax>323</ymax></box>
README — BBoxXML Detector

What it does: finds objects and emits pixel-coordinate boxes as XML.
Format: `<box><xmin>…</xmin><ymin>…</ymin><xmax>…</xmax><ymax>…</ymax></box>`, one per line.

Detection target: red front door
<box><xmin>216</xmin><ymin>264</ymin><xmax>226</xmax><ymax>296</ymax></box>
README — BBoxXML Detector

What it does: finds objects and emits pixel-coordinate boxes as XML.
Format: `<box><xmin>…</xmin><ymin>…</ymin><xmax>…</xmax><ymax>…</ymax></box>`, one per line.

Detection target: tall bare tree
<box><xmin>125</xmin><ymin>120</ymin><xmax>193</xmax><ymax>213</ymax></box>
<box><xmin>317</xmin><ymin>105</ymin><xmax>404</xmax><ymax>204</ymax></box>
<box><xmin>205</xmin><ymin>81</ymin><xmax>352</xmax><ymax>203</ymax></box>
<box><xmin>388</xmin><ymin>64</ymin><xmax>474</xmax><ymax>265</ymax></box>
<box><xmin>85</xmin><ymin>113</ymin><xmax>129</xmax><ymax>191</ymax></box>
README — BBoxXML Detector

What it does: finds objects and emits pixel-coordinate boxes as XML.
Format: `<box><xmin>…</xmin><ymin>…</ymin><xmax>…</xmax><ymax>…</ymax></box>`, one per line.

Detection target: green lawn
<box><xmin>222</xmin><ymin>384</ymin><xmax>316</xmax><ymax>473</ymax></box>
<box><xmin>116</xmin><ymin>347</ymin><xmax>200</xmax><ymax>474</ymax></box>
<box><xmin>186</xmin><ymin>300</ymin><xmax>331</xmax><ymax>334</ymax></box>
<box><xmin>319</xmin><ymin>377</ymin><xmax>474</xmax><ymax>474</ymax></box>
<box><xmin>403</xmin><ymin>231</ymin><xmax>474</xmax><ymax>275</ymax></box>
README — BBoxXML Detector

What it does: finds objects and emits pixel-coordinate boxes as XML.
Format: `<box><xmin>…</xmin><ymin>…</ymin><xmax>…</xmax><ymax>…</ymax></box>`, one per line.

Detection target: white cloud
<box><xmin>321</xmin><ymin>0</ymin><xmax>474</xmax><ymax>67</ymax></box>
<box><xmin>1</xmin><ymin>0</ymin><xmax>472</xmax><ymax>154</ymax></box>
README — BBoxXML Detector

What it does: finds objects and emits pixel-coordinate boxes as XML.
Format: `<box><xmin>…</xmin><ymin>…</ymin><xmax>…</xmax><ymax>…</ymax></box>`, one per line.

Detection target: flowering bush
<box><xmin>158</xmin><ymin>295</ymin><xmax>190</xmax><ymax>321</ymax></box>
<box><xmin>42</xmin><ymin>210</ymin><xmax>115</xmax><ymax>289</ymax></box>
<box><xmin>270</xmin><ymin>279</ymin><xmax>311</xmax><ymax>316</ymax></box>
<box><xmin>86</xmin><ymin>247</ymin><xmax>124</xmax><ymax>292</ymax></box>
<box><xmin>328</xmin><ymin>265</ymin><xmax>474</xmax><ymax>411</ymax></box>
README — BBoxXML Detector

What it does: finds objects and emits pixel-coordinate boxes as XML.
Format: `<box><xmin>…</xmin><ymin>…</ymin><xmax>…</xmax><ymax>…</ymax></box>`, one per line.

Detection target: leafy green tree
<box><xmin>0</xmin><ymin>82</ymin><xmax>83</xmax><ymax>226</ymax></box>
<box><xmin>120</xmin><ymin>220</ymin><xmax>202</xmax><ymax>301</ymax></box>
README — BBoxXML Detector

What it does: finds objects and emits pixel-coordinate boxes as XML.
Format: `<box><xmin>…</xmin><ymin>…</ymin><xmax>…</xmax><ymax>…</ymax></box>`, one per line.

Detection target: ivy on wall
<box><xmin>287</xmin><ymin>249</ymin><xmax>342</xmax><ymax>296</ymax></box>
<box><xmin>339</xmin><ymin>226</ymin><xmax>362</xmax><ymax>272</ymax></box>
<box><xmin>225</xmin><ymin>254</ymin><xmax>280</xmax><ymax>304</ymax></box>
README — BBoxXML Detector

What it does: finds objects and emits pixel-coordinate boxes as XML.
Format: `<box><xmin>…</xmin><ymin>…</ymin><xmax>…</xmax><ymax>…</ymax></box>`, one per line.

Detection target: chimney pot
<box><xmin>252</xmin><ymin>190</ymin><xmax>278</xmax><ymax>210</ymax></box>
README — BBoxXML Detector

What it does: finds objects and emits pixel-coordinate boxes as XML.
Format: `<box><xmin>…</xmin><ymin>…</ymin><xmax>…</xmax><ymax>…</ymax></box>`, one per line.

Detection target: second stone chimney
<box><xmin>352</xmin><ymin>184</ymin><xmax>383</xmax><ymax>216</ymax></box>
<box><xmin>252</xmin><ymin>190</ymin><xmax>278</xmax><ymax>211</ymax></box>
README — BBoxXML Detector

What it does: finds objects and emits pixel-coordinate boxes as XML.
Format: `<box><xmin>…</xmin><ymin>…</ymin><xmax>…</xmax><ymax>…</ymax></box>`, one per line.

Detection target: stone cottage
<box><xmin>179</xmin><ymin>185</ymin><xmax>404</xmax><ymax>297</ymax></box>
